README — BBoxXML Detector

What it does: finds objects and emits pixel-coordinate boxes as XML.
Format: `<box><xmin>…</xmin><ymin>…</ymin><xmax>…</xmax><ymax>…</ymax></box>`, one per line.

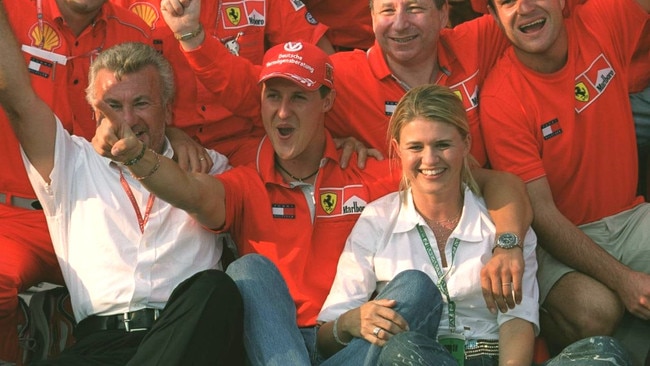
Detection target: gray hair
<box><xmin>85</xmin><ymin>42</ymin><xmax>174</xmax><ymax>106</ymax></box>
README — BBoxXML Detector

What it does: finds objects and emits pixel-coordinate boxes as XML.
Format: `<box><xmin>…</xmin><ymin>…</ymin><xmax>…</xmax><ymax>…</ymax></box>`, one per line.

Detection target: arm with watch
<box><xmin>473</xmin><ymin>167</ymin><xmax>531</xmax><ymax>314</ymax></box>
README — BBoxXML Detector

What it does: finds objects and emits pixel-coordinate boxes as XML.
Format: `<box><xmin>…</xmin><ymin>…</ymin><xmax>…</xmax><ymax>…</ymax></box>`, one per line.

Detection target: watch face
<box><xmin>497</xmin><ymin>233</ymin><xmax>519</xmax><ymax>248</ymax></box>
<box><xmin>500</xmin><ymin>233</ymin><xmax>516</xmax><ymax>245</ymax></box>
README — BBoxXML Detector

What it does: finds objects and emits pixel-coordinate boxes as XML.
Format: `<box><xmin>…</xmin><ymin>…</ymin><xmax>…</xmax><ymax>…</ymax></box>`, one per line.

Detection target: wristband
<box><xmin>132</xmin><ymin>150</ymin><xmax>161</xmax><ymax>181</ymax></box>
<box><xmin>122</xmin><ymin>143</ymin><xmax>146</xmax><ymax>166</ymax></box>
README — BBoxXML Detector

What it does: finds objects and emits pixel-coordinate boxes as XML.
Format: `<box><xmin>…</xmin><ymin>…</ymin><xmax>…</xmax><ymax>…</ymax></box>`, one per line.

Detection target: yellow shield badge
<box><xmin>574</xmin><ymin>82</ymin><xmax>589</xmax><ymax>102</ymax></box>
<box><xmin>31</xmin><ymin>23</ymin><xmax>61</xmax><ymax>51</ymax></box>
<box><xmin>320</xmin><ymin>192</ymin><xmax>337</xmax><ymax>215</ymax></box>
<box><xmin>226</xmin><ymin>7</ymin><xmax>241</xmax><ymax>26</ymax></box>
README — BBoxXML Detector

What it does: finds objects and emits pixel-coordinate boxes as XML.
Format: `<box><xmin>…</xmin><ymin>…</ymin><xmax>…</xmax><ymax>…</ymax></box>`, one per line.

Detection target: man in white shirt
<box><xmin>0</xmin><ymin>5</ymin><xmax>244</xmax><ymax>364</ymax></box>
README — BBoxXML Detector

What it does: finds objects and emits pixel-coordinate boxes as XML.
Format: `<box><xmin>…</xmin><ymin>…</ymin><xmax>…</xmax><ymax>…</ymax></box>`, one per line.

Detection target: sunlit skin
<box><xmin>490</xmin><ymin>0</ymin><xmax>568</xmax><ymax>73</ymax></box>
<box><xmin>261</xmin><ymin>78</ymin><xmax>335</xmax><ymax>179</ymax></box>
<box><xmin>92</xmin><ymin>66</ymin><xmax>172</xmax><ymax>154</ymax></box>
<box><xmin>371</xmin><ymin>0</ymin><xmax>448</xmax><ymax>71</ymax></box>
<box><xmin>393</xmin><ymin>118</ymin><xmax>470</xmax><ymax>220</ymax></box>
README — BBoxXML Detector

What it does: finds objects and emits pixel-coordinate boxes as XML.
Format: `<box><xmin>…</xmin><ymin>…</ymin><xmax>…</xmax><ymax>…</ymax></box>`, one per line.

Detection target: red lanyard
<box><xmin>119</xmin><ymin>170</ymin><xmax>156</xmax><ymax>234</ymax></box>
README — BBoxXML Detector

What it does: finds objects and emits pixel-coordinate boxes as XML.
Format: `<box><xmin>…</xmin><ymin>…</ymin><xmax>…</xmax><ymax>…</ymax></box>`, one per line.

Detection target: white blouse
<box><xmin>319</xmin><ymin>187</ymin><xmax>540</xmax><ymax>339</ymax></box>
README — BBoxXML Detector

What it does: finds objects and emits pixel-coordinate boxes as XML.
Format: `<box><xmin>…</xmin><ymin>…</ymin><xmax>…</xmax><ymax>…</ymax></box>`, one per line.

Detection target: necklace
<box><xmin>423</xmin><ymin>208</ymin><xmax>462</xmax><ymax>249</ymax></box>
<box><xmin>275</xmin><ymin>159</ymin><xmax>319</xmax><ymax>183</ymax></box>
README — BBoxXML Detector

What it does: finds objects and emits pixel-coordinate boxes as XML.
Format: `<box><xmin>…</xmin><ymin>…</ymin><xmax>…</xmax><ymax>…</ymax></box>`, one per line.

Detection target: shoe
<box><xmin>17</xmin><ymin>296</ymin><xmax>35</xmax><ymax>366</ymax></box>
<box><xmin>28</xmin><ymin>287</ymin><xmax>76</xmax><ymax>362</ymax></box>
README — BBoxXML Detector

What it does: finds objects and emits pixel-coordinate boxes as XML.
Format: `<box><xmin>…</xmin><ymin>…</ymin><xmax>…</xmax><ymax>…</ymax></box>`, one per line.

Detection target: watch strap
<box><xmin>175</xmin><ymin>24</ymin><xmax>203</xmax><ymax>41</ymax></box>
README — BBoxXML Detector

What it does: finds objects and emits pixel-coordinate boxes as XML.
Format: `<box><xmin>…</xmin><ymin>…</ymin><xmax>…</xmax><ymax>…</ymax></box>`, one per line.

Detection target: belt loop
<box><xmin>123</xmin><ymin>313</ymin><xmax>132</xmax><ymax>332</ymax></box>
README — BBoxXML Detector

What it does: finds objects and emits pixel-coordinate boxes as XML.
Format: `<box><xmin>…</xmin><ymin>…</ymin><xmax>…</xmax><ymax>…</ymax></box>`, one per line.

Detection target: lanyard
<box><xmin>119</xmin><ymin>170</ymin><xmax>156</xmax><ymax>234</ymax></box>
<box><xmin>416</xmin><ymin>224</ymin><xmax>460</xmax><ymax>333</ymax></box>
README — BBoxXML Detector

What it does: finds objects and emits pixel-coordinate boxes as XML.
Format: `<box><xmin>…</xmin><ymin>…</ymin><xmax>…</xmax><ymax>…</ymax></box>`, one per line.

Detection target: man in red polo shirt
<box><xmin>112</xmin><ymin>0</ymin><xmax>333</xmax><ymax>166</ymax></box>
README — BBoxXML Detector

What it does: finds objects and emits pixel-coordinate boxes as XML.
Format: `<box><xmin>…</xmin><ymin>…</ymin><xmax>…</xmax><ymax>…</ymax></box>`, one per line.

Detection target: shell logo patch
<box><xmin>130</xmin><ymin>3</ymin><xmax>159</xmax><ymax>29</ymax></box>
<box><xmin>320</xmin><ymin>192</ymin><xmax>337</xmax><ymax>214</ymax></box>
<box><xmin>29</xmin><ymin>23</ymin><xmax>61</xmax><ymax>51</ymax></box>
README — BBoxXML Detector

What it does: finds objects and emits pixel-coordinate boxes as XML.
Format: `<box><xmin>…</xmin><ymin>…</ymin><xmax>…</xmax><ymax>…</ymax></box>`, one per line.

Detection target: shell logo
<box><xmin>30</xmin><ymin>22</ymin><xmax>61</xmax><ymax>51</ymax></box>
<box><xmin>131</xmin><ymin>3</ymin><xmax>159</xmax><ymax>29</ymax></box>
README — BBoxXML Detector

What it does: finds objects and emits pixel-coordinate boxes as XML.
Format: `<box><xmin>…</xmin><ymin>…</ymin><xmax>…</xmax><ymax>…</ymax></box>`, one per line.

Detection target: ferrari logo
<box><xmin>320</xmin><ymin>192</ymin><xmax>337</xmax><ymax>215</ymax></box>
<box><xmin>574</xmin><ymin>82</ymin><xmax>589</xmax><ymax>102</ymax></box>
<box><xmin>226</xmin><ymin>7</ymin><xmax>241</xmax><ymax>26</ymax></box>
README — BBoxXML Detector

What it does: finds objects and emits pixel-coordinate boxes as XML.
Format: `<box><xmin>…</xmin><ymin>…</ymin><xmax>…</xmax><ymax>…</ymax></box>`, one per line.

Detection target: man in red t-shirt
<box><xmin>0</xmin><ymin>0</ymin><xmax>150</xmax><ymax>363</ymax></box>
<box><xmin>480</xmin><ymin>0</ymin><xmax>650</xmax><ymax>355</ymax></box>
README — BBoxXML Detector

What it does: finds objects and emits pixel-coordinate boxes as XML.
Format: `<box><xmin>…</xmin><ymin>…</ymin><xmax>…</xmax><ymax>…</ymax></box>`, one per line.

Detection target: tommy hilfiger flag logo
<box><xmin>385</xmin><ymin>101</ymin><xmax>397</xmax><ymax>116</ymax></box>
<box><xmin>28</xmin><ymin>57</ymin><xmax>54</xmax><ymax>78</ymax></box>
<box><xmin>272</xmin><ymin>203</ymin><xmax>296</xmax><ymax>219</ymax></box>
<box><xmin>21</xmin><ymin>45</ymin><xmax>67</xmax><ymax>80</ymax></box>
<box><xmin>541</xmin><ymin>118</ymin><xmax>562</xmax><ymax>140</ymax></box>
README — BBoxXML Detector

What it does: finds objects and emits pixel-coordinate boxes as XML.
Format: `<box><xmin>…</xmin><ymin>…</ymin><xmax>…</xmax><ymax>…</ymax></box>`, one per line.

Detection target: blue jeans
<box><xmin>225</xmin><ymin>254</ymin><xmax>314</xmax><ymax>366</ymax></box>
<box><xmin>540</xmin><ymin>336</ymin><xmax>633</xmax><ymax>366</ymax></box>
<box><xmin>320</xmin><ymin>270</ymin><xmax>457</xmax><ymax>366</ymax></box>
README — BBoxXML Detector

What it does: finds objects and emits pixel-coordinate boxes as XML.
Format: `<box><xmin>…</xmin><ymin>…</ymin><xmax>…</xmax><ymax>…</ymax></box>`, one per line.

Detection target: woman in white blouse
<box><xmin>315</xmin><ymin>85</ymin><xmax>632</xmax><ymax>366</ymax></box>
<box><xmin>316</xmin><ymin>84</ymin><xmax>539</xmax><ymax>365</ymax></box>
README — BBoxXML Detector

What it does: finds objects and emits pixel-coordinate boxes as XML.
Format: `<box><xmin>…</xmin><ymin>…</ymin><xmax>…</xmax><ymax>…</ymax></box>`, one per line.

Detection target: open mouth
<box><xmin>519</xmin><ymin>18</ymin><xmax>546</xmax><ymax>33</ymax></box>
<box><xmin>278</xmin><ymin>127</ymin><xmax>295</xmax><ymax>137</ymax></box>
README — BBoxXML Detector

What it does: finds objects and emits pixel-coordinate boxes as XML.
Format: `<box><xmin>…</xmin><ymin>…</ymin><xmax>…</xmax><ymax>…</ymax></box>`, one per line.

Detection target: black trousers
<box><xmin>32</xmin><ymin>270</ymin><xmax>245</xmax><ymax>366</ymax></box>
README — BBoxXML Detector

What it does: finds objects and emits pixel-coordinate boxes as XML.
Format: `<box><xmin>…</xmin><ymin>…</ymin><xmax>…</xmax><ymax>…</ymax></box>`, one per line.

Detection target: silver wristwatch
<box><xmin>493</xmin><ymin>232</ymin><xmax>521</xmax><ymax>251</ymax></box>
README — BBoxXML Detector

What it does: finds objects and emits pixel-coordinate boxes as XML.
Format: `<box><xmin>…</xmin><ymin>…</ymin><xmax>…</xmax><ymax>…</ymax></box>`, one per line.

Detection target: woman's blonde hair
<box><xmin>387</xmin><ymin>84</ymin><xmax>480</xmax><ymax>198</ymax></box>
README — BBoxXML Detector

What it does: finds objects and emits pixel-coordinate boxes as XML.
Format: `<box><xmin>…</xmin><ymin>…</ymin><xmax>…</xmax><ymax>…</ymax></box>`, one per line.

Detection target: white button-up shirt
<box><xmin>23</xmin><ymin>120</ymin><xmax>231</xmax><ymax>322</ymax></box>
<box><xmin>319</xmin><ymin>187</ymin><xmax>540</xmax><ymax>339</ymax></box>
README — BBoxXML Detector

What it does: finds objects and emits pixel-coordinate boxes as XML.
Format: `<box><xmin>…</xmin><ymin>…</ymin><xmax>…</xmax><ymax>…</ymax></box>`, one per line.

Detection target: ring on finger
<box><xmin>501</xmin><ymin>282</ymin><xmax>513</xmax><ymax>287</ymax></box>
<box><xmin>199</xmin><ymin>157</ymin><xmax>206</xmax><ymax>161</ymax></box>
<box><xmin>372</xmin><ymin>326</ymin><xmax>382</xmax><ymax>338</ymax></box>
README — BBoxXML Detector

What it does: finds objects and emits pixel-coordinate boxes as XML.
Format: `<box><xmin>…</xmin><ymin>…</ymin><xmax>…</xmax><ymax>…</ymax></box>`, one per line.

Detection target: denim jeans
<box><xmin>225</xmin><ymin>254</ymin><xmax>313</xmax><ymax>366</ymax></box>
<box><xmin>540</xmin><ymin>336</ymin><xmax>633</xmax><ymax>366</ymax></box>
<box><xmin>320</xmin><ymin>269</ymin><xmax>457</xmax><ymax>366</ymax></box>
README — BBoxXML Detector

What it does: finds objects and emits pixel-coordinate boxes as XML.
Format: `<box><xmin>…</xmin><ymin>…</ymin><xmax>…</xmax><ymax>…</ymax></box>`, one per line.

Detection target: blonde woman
<box><xmin>316</xmin><ymin>84</ymin><xmax>539</xmax><ymax>365</ymax></box>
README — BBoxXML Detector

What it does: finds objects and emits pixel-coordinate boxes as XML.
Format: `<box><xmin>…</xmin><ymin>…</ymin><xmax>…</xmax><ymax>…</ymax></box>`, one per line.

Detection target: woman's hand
<box><xmin>345</xmin><ymin>299</ymin><xmax>409</xmax><ymax>346</ymax></box>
